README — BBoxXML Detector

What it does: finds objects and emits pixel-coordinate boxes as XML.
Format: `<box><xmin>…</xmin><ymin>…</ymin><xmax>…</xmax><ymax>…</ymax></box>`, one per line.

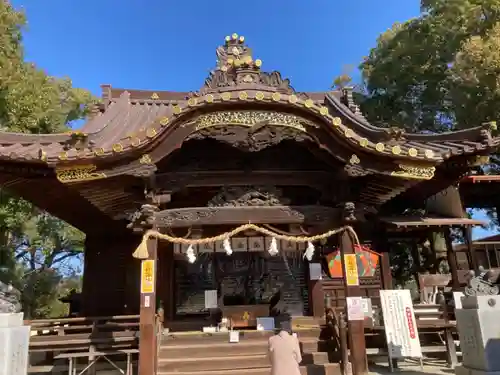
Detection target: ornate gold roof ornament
<box><xmin>56</xmin><ymin>164</ymin><xmax>106</xmax><ymax>183</ymax></box>
<box><xmin>139</xmin><ymin>154</ymin><xmax>153</xmax><ymax>165</ymax></box>
<box><xmin>194</xmin><ymin>110</ymin><xmax>313</xmax><ymax>132</ymax></box>
<box><xmin>204</xmin><ymin>35</ymin><xmax>292</xmax><ymax>93</ymax></box>
<box><xmin>391</xmin><ymin>164</ymin><xmax>436</xmax><ymax>180</ymax></box>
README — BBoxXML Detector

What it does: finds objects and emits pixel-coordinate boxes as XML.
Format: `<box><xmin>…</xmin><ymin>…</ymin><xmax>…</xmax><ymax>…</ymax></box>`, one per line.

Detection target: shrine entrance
<box><xmin>173</xmin><ymin>238</ymin><xmax>309</xmax><ymax>324</ymax></box>
<box><xmin>139</xmin><ymin>130</ymin><xmax>352</xmax><ymax>332</ymax></box>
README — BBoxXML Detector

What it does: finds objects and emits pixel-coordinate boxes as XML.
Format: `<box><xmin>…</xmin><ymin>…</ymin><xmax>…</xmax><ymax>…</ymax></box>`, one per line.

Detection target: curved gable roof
<box><xmin>0</xmin><ymin>34</ymin><xmax>495</xmax><ymax>168</ymax></box>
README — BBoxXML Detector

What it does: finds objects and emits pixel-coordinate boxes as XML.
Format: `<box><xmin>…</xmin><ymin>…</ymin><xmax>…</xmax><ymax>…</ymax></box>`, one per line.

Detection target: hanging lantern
<box><xmin>223</xmin><ymin>238</ymin><xmax>233</xmax><ymax>255</ymax></box>
<box><xmin>268</xmin><ymin>237</ymin><xmax>279</xmax><ymax>256</ymax></box>
<box><xmin>304</xmin><ymin>241</ymin><xmax>315</xmax><ymax>261</ymax></box>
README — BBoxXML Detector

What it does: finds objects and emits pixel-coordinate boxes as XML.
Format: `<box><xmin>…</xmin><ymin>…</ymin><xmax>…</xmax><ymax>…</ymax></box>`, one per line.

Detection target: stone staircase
<box><xmin>157</xmin><ymin>327</ymin><xmax>341</xmax><ymax>375</ymax></box>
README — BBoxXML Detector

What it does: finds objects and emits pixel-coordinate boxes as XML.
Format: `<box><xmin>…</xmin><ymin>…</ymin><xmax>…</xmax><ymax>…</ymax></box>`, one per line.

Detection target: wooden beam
<box><xmin>155</xmin><ymin>170</ymin><xmax>343</xmax><ymax>192</ymax></box>
<box><xmin>151</xmin><ymin>205</ymin><xmax>341</xmax><ymax>228</ymax></box>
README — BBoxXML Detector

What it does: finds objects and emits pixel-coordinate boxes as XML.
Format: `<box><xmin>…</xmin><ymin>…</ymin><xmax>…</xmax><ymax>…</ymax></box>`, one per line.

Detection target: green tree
<box><xmin>0</xmin><ymin>1</ymin><xmax>96</xmax><ymax>318</ymax></box>
<box><xmin>359</xmin><ymin>0</ymin><xmax>500</xmax><ymax>132</ymax></box>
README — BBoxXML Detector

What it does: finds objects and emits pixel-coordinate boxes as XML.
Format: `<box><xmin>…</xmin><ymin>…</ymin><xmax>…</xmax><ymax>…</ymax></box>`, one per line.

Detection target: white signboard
<box><xmin>205</xmin><ymin>290</ymin><xmax>218</xmax><ymax>309</ymax></box>
<box><xmin>362</xmin><ymin>297</ymin><xmax>373</xmax><ymax>320</ymax></box>
<box><xmin>453</xmin><ymin>291</ymin><xmax>465</xmax><ymax>309</ymax></box>
<box><xmin>309</xmin><ymin>263</ymin><xmax>322</xmax><ymax>280</ymax></box>
<box><xmin>229</xmin><ymin>330</ymin><xmax>240</xmax><ymax>343</ymax></box>
<box><xmin>379</xmin><ymin>290</ymin><xmax>422</xmax><ymax>359</ymax></box>
<box><xmin>256</xmin><ymin>317</ymin><xmax>275</xmax><ymax>331</ymax></box>
<box><xmin>346</xmin><ymin>297</ymin><xmax>365</xmax><ymax>321</ymax></box>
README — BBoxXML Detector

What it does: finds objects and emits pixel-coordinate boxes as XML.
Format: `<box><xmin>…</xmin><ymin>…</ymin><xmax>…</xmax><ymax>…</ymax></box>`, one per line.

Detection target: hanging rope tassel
<box><xmin>132</xmin><ymin>234</ymin><xmax>150</xmax><ymax>259</ymax></box>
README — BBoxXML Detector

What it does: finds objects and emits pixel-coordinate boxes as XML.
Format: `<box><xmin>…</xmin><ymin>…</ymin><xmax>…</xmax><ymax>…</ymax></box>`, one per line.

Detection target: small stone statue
<box><xmin>0</xmin><ymin>280</ymin><xmax>22</xmax><ymax>313</ymax></box>
<box><xmin>464</xmin><ymin>266</ymin><xmax>500</xmax><ymax>297</ymax></box>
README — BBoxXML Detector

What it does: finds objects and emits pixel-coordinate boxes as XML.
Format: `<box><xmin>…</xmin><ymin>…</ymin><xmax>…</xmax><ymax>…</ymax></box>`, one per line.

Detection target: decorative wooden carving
<box><xmin>127</xmin><ymin>204</ymin><xmax>159</xmax><ymax>231</ymax></box>
<box><xmin>201</xmin><ymin>36</ymin><xmax>295</xmax><ymax>94</ymax></box>
<box><xmin>259</xmin><ymin>71</ymin><xmax>294</xmax><ymax>93</ymax></box>
<box><xmin>390</xmin><ymin>164</ymin><xmax>436</xmax><ymax>180</ymax></box>
<box><xmin>153</xmin><ymin>206</ymin><xmax>338</xmax><ymax>228</ymax></box>
<box><xmin>56</xmin><ymin>165</ymin><xmax>106</xmax><ymax>183</ymax></box>
<box><xmin>187</xmin><ymin>124</ymin><xmax>311</xmax><ymax>152</ymax></box>
<box><xmin>192</xmin><ymin>111</ymin><xmax>314</xmax><ymax>133</ymax></box>
<box><xmin>342</xmin><ymin>202</ymin><xmax>356</xmax><ymax>222</ymax></box>
<box><xmin>127</xmin><ymin>164</ymin><xmax>158</xmax><ymax>178</ymax></box>
<box><xmin>207</xmin><ymin>186</ymin><xmax>291</xmax><ymax>207</ymax></box>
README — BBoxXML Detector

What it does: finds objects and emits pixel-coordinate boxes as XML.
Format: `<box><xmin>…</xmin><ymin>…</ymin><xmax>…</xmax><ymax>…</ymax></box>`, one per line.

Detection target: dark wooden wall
<box><xmin>81</xmin><ymin>233</ymin><xmax>141</xmax><ymax>316</ymax></box>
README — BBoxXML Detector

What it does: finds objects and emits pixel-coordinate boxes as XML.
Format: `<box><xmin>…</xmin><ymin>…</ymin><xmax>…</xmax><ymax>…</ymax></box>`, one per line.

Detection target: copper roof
<box><xmin>0</xmin><ymin>35</ymin><xmax>495</xmax><ymax>167</ymax></box>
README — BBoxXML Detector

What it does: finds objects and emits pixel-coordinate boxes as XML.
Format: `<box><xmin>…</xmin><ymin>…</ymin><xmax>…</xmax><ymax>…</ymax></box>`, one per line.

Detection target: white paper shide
<box><xmin>379</xmin><ymin>290</ymin><xmax>422</xmax><ymax>359</ymax></box>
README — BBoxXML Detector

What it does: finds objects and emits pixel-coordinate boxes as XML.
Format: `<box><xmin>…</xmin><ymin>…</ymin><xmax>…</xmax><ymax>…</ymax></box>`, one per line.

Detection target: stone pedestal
<box><xmin>455</xmin><ymin>295</ymin><xmax>500</xmax><ymax>375</ymax></box>
<box><xmin>0</xmin><ymin>313</ymin><xmax>30</xmax><ymax>375</ymax></box>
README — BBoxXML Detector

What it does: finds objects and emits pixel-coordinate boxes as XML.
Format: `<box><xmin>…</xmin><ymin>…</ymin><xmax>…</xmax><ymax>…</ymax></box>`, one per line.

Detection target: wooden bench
<box><xmin>26</xmin><ymin>315</ymin><xmax>140</xmax><ymax>374</ymax></box>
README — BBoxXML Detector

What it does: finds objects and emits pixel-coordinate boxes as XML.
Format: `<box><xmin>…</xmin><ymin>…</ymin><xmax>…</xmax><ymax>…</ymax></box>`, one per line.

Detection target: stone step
<box><xmin>159</xmin><ymin>338</ymin><xmax>330</xmax><ymax>358</ymax></box>
<box><xmin>162</xmin><ymin>328</ymin><xmax>322</xmax><ymax>345</ymax></box>
<box><xmin>158</xmin><ymin>352</ymin><xmax>330</xmax><ymax>372</ymax></box>
<box><xmin>157</xmin><ymin>363</ymin><xmax>341</xmax><ymax>375</ymax></box>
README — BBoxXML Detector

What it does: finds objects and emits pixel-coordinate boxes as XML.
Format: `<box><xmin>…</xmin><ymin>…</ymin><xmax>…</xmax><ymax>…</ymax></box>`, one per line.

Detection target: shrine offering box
<box><xmin>221</xmin><ymin>304</ymin><xmax>270</xmax><ymax>328</ymax></box>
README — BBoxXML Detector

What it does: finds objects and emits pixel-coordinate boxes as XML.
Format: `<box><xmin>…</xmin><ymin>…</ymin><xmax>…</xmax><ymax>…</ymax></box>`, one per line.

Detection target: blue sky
<box><xmin>11</xmin><ymin>0</ymin><xmax>496</xmax><ymax>239</ymax></box>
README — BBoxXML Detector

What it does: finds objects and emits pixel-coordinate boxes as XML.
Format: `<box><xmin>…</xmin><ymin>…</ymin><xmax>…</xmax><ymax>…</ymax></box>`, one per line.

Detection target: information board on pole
<box><xmin>379</xmin><ymin>290</ymin><xmax>422</xmax><ymax>360</ymax></box>
<box><xmin>346</xmin><ymin>297</ymin><xmax>364</xmax><ymax>321</ymax></box>
<box><xmin>140</xmin><ymin>259</ymin><xmax>155</xmax><ymax>294</ymax></box>
<box><xmin>344</xmin><ymin>254</ymin><xmax>359</xmax><ymax>286</ymax></box>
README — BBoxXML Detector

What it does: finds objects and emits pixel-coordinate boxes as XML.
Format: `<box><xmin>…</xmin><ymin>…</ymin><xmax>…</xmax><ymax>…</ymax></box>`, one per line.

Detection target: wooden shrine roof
<box><xmin>0</xmin><ymin>35</ymin><xmax>496</xmax><ymax>166</ymax></box>
<box><xmin>0</xmin><ymin>34</ymin><xmax>497</xmax><ymax>233</ymax></box>
<box><xmin>0</xmin><ymin>88</ymin><xmax>495</xmax><ymax>165</ymax></box>
<box><xmin>379</xmin><ymin>216</ymin><xmax>486</xmax><ymax>229</ymax></box>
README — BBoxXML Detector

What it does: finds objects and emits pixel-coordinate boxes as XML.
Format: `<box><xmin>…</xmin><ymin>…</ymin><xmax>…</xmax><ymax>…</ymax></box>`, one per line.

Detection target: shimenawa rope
<box><xmin>132</xmin><ymin>223</ymin><xmax>360</xmax><ymax>259</ymax></box>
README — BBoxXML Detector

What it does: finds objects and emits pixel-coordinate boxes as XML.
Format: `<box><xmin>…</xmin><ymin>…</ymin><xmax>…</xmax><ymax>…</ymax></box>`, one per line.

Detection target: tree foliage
<box><xmin>360</xmin><ymin>0</ymin><xmax>500</xmax><ymax>132</ymax></box>
<box><xmin>0</xmin><ymin>1</ymin><xmax>96</xmax><ymax>318</ymax></box>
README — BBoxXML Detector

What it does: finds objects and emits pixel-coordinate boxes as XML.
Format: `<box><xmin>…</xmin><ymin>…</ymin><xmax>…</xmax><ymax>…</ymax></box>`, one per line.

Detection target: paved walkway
<box><xmin>370</xmin><ymin>360</ymin><xmax>455</xmax><ymax>375</ymax></box>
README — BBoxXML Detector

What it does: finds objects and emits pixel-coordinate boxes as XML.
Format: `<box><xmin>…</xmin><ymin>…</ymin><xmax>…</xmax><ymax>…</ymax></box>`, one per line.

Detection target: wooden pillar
<box><xmin>380</xmin><ymin>253</ymin><xmax>393</xmax><ymax>289</ymax></box>
<box><xmin>373</xmin><ymin>227</ymin><xmax>392</xmax><ymax>290</ymax></box>
<box><xmin>339</xmin><ymin>214</ymin><xmax>368</xmax><ymax>375</ymax></box>
<box><xmin>444</xmin><ymin>228</ymin><xmax>460</xmax><ymax>289</ymax></box>
<box><xmin>138</xmin><ymin>232</ymin><xmax>158</xmax><ymax>375</ymax></box>
<box><xmin>462</xmin><ymin>225</ymin><xmax>478</xmax><ymax>271</ymax></box>
<box><xmin>308</xmin><ymin>278</ymin><xmax>324</xmax><ymax>317</ymax></box>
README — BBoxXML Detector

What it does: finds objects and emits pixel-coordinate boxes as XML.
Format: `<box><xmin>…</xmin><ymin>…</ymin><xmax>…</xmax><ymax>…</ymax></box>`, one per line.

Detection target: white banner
<box><xmin>379</xmin><ymin>290</ymin><xmax>422</xmax><ymax>359</ymax></box>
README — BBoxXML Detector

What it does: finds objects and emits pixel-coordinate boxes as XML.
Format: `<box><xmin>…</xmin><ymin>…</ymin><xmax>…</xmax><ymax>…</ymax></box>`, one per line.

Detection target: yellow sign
<box><xmin>242</xmin><ymin>311</ymin><xmax>250</xmax><ymax>321</ymax></box>
<box><xmin>344</xmin><ymin>254</ymin><xmax>359</xmax><ymax>286</ymax></box>
<box><xmin>140</xmin><ymin>259</ymin><xmax>155</xmax><ymax>294</ymax></box>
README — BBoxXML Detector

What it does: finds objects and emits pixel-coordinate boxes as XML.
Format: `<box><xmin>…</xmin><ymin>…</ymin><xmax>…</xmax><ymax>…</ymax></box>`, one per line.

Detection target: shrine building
<box><xmin>1</xmin><ymin>34</ymin><xmax>498</xmax><ymax>375</ymax></box>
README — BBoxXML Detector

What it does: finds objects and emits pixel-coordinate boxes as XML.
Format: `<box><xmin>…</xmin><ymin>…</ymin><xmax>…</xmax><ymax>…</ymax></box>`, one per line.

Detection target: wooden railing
<box><xmin>26</xmin><ymin>315</ymin><xmax>140</xmax><ymax>374</ymax></box>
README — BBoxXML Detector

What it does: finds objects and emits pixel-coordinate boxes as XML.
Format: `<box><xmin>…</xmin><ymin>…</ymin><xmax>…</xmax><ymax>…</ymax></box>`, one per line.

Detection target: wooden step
<box><xmin>159</xmin><ymin>338</ymin><xmax>331</xmax><ymax>358</ymax></box>
<box><xmin>162</xmin><ymin>328</ymin><xmax>322</xmax><ymax>345</ymax></box>
<box><xmin>158</xmin><ymin>352</ymin><xmax>330</xmax><ymax>372</ymax></box>
<box><xmin>157</xmin><ymin>363</ymin><xmax>341</xmax><ymax>375</ymax></box>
